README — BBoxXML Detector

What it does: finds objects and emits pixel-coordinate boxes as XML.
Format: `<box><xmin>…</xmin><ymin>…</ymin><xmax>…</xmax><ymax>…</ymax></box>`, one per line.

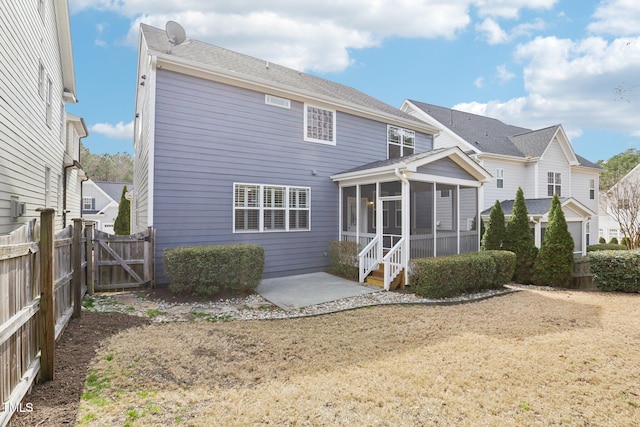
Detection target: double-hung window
<box><xmin>387</xmin><ymin>125</ymin><xmax>415</xmax><ymax>159</ymax></box>
<box><xmin>304</xmin><ymin>104</ymin><xmax>335</xmax><ymax>144</ymax></box>
<box><xmin>83</xmin><ymin>197</ymin><xmax>94</xmax><ymax>211</ymax></box>
<box><xmin>234</xmin><ymin>183</ymin><xmax>310</xmax><ymax>232</ymax></box>
<box><xmin>589</xmin><ymin>179</ymin><xmax>595</xmax><ymax>200</ymax></box>
<box><xmin>496</xmin><ymin>168</ymin><xmax>504</xmax><ymax>188</ymax></box>
<box><xmin>547</xmin><ymin>172</ymin><xmax>561</xmax><ymax>196</ymax></box>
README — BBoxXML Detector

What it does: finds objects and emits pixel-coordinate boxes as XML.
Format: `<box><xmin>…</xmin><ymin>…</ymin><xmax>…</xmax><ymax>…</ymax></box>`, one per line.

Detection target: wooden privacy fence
<box><xmin>0</xmin><ymin>211</ymin><xmax>91</xmax><ymax>426</ymax></box>
<box><xmin>93</xmin><ymin>227</ymin><xmax>154</xmax><ymax>291</ymax></box>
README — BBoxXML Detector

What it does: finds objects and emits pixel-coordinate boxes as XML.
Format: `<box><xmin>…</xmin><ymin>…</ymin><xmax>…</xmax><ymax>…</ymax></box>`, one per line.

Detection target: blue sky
<box><xmin>66</xmin><ymin>0</ymin><xmax>640</xmax><ymax>163</ymax></box>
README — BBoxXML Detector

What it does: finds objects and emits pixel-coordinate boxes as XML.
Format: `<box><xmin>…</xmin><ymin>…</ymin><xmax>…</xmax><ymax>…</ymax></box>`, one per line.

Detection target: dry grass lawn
<box><xmin>76</xmin><ymin>288</ymin><xmax>640</xmax><ymax>426</ymax></box>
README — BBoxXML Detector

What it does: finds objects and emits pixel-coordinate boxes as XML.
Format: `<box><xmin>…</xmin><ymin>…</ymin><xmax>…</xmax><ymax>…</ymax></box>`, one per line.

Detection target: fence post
<box><xmin>72</xmin><ymin>218</ymin><xmax>83</xmax><ymax>318</ymax></box>
<box><xmin>38</xmin><ymin>208</ymin><xmax>55</xmax><ymax>382</ymax></box>
<box><xmin>85</xmin><ymin>221</ymin><xmax>94</xmax><ymax>294</ymax></box>
<box><xmin>147</xmin><ymin>226</ymin><xmax>155</xmax><ymax>288</ymax></box>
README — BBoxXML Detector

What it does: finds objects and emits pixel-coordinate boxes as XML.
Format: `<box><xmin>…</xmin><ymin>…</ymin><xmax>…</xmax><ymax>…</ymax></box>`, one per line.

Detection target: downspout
<box><xmin>394</xmin><ymin>168</ymin><xmax>410</xmax><ymax>285</ymax></box>
<box><xmin>63</xmin><ymin>160</ymin><xmax>82</xmax><ymax>227</ymax></box>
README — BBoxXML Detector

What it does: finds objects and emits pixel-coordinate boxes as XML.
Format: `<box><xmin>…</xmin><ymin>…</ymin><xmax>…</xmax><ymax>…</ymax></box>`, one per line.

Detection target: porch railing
<box><xmin>342</xmin><ymin>232</ymin><xmax>375</xmax><ymax>249</ymax></box>
<box><xmin>383</xmin><ymin>237</ymin><xmax>405</xmax><ymax>291</ymax></box>
<box><xmin>358</xmin><ymin>235</ymin><xmax>380</xmax><ymax>283</ymax></box>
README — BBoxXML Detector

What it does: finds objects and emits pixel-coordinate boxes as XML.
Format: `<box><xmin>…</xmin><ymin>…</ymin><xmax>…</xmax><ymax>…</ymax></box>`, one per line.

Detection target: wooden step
<box><xmin>365</xmin><ymin>267</ymin><xmax>405</xmax><ymax>290</ymax></box>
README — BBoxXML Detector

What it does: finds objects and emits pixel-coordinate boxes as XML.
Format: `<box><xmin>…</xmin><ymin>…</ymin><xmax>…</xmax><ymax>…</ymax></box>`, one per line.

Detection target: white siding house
<box><xmin>0</xmin><ymin>0</ymin><xmax>87</xmax><ymax>233</ymax></box>
<box><xmin>402</xmin><ymin>100</ymin><xmax>602</xmax><ymax>254</ymax></box>
<box><xmin>82</xmin><ymin>180</ymin><xmax>132</xmax><ymax>234</ymax></box>
<box><xmin>599</xmin><ymin>162</ymin><xmax>640</xmax><ymax>243</ymax></box>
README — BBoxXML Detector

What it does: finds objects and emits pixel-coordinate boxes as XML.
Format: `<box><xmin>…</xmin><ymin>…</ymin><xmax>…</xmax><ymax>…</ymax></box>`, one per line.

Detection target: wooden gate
<box><xmin>93</xmin><ymin>227</ymin><xmax>154</xmax><ymax>291</ymax></box>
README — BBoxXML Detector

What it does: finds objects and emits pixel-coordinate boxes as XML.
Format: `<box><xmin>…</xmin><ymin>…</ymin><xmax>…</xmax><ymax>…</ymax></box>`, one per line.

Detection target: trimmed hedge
<box><xmin>587</xmin><ymin>244</ymin><xmax>627</xmax><ymax>252</ymax></box>
<box><xmin>588</xmin><ymin>250</ymin><xmax>640</xmax><ymax>292</ymax></box>
<box><xmin>410</xmin><ymin>251</ymin><xmax>515</xmax><ymax>299</ymax></box>
<box><xmin>164</xmin><ymin>244</ymin><xmax>265</xmax><ymax>296</ymax></box>
<box><xmin>327</xmin><ymin>240</ymin><xmax>359</xmax><ymax>280</ymax></box>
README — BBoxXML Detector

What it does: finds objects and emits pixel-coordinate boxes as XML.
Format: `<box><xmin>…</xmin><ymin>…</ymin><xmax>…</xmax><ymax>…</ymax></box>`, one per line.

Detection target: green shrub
<box><xmin>327</xmin><ymin>240</ymin><xmax>359</xmax><ymax>280</ymax></box>
<box><xmin>114</xmin><ymin>185</ymin><xmax>130</xmax><ymax>235</ymax></box>
<box><xmin>410</xmin><ymin>251</ymin><xmax>514</xmax><ymax>299</ymax></box>
<box><xmin>164</xmin><ymin>244</ymin><xmax>265</xmax><ymax>296</ymax></box>
<box><xmin>504</xmin><ymin>188</ymin><xmax>537</xmax><ymax>284</ymax></box>
<box><xmin>609</xmin><ymin>237</ymin><xmax>619</xmax><ymax>245</ymax></box>
<box><xmin>588</xmin><ymin>250</ymin><xmax>640</xmax><ymax>292</ymax></box>
<box><xmin>533</xmin><ymin>194</ymin><xmax>574</xmax><ymax>287</ymax></box>
<box><xmin>598</xmin><ymin>236</ymin><xmax>606</xmax><ymax>244</ymax></box>
<box><xmin>481</xmin><ymin>200</ymin><xmax>506</xmax><ymax>250</ymax></box>
<box><xmin>587</xmin><ymin>244</ymin><xmax>627</xmax><ymax>252</ymax></box>
<box><xmin>483</xmin><ymin>250</ymin><xmax>516</xmax><ymax>286</ymax></box>
<box><xmin>621</xmin><ymin>237</ymin><xmax>631</xmax><ymax>248</ymax></box>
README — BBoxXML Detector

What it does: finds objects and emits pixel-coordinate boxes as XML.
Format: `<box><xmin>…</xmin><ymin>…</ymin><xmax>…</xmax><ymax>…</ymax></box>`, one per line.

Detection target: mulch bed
<box><xmin>9</xmin><ymin>312</ymin><xmax>150</xmax><ymax>426</ymax></box>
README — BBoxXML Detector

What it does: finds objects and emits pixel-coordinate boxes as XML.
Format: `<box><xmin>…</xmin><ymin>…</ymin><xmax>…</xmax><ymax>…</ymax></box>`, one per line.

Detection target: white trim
<box><xmin>233</xmin><ymin>183</ymin><xmax>311</xmax><ymax>233</ymax></box>
<box><xmin>265</xmin><ymin>94</ymin><xmax>291</xmax><ymax>109</ymax></box>
<box><xmin>303</xmin><ymin>104</ymin><xmax>336</xmax><ymax>145</ymax></box>
<box><xmin>148</xmin><ymin>55</ymin><xmax>158</xmax><ymax>227</ymax></box>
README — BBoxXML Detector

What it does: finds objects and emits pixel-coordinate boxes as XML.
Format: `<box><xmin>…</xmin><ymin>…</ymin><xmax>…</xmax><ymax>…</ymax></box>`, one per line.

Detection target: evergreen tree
<box><xmin>532</xmin><ymin>194</ymin><xmax>574</xmax><ymax>287</ymax></box>
<box><xmin>481</xmin><ymin>200</ymin><xmax>506</xmax><ymax>250</ymax></box>
<box><xmin>114</xmin><ymin>185</ymin><xmax>131</xmax><ymax>235</ymax></box>
<box><xmin>503</xmin><ymin>187</ymin><xmax>537</xmax><ymax>284</ymax></box>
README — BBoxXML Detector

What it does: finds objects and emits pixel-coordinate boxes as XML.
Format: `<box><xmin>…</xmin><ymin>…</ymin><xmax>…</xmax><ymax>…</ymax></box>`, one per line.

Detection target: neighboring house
<box><xmin>82</xmin><ymin>180</ymin><xmax>132</xmax><ymax>234</ymax></box>
<box><xmin>402</xmin><ymin>101</ymin><xmax>602</xmax><ymax>254</ymax></box>
<box><xmin>598</xmin><ymin>162</ymin><xmax>640</xmax><ymax>243</ymax></box>
<box><xmin>0</xmin><ymin>0</ymin><xmax>87</xmax><ymax>233</ymax></box>
<box><xmin>133</xmin><ymin>24</ymin><xmax>492</xmax><ymax>286</ymax></box>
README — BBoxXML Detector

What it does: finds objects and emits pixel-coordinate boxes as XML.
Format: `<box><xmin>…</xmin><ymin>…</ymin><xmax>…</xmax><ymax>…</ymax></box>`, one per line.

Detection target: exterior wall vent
<box><xmin>265</xmin><ymin>94</ymin><xmax>291</xmax><ymax>109</ymax></box>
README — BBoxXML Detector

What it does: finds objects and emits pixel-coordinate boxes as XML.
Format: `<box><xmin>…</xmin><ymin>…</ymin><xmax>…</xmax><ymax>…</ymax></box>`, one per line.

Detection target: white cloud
<box><xmin>94</xmin><ymin>39</ymin><xmax>107</xmax><ymax>47</ymax></box>
<box><xmin>473</xmin><ymin>0</ymin><xmax>557</xmax><ymax>19</ymax></box>
<box><xmin>474</xmin><ymin>76</ymin><xmax>485</xmax><ymax>88</ymax></box>
<box><xmin>476</xmin><ymin>18</ymin><xmax>509</xmax><ymax>44</ymax></box>
<box><xmin>90</xmin><ymin>121</ymin><xmax>134</xmax><ymax>139</ymax></box>
<box><xmin>456</xmin><ymin>35</ymin><xmax>640</xmax><ymax>138</ymax></box>
<box><xmin>496</xmin><ymin>64</ymin><xmax>516</xmax><ymax>83</ymax></box>
<box><xmin>588</xmin><ymin>0</ymin><xmax>640</xmax><ymax>36</ymax></box>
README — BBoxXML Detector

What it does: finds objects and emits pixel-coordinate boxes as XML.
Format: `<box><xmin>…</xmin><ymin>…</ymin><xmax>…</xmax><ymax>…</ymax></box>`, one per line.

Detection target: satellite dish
<box><xmin>166</xmin><ymin>21</ymin><xmax>186</xmax><ymax>52</ymax></box>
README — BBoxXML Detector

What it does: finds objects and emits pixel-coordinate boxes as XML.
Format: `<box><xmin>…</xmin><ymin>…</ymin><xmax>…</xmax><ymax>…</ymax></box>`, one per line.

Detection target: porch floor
<box><xmin>258</xmin><ymin>272</ymin><xmax>380</xmax><ymax>310</ymax></box>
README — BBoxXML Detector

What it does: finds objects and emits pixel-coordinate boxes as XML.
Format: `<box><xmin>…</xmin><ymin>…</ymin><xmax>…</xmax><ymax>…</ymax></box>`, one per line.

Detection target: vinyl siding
<box><xmin>537</xmin><ymin>140</ymin><xmax>572</xmax><ymax>199</ymax></box>
<box><xmin>0</xmin><ymin>1</ymin><xmax>69</xmax><ymax>233</ymax></box>
<box><xmin>132</xmin><ymin>40</ymin><xmax>154</xmax><ymax>232</ymax></box>
<box><xmin>416</xmin><ymin>157</ymin><xmax>476</xmax><ymax>180</ymax></box>
<box><xmin>151</xmin><ymin>69</ymin><xmax>434</xmax><ymax>281</ymax></box>
<box><xmin>480</xmin><ymin>159</ymin><xmax>535</xmax><ymax>210</ymax></box>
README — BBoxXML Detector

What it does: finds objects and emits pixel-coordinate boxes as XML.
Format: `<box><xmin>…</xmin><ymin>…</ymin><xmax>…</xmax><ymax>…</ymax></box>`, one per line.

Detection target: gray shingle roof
<box><xmin>141</xmin><ymin>24</ymin><xmax>429</xmax><ymax>128</ymax></box>
<box><xmin>336</xmin><ymin>148</ymin><xmax>449</xmax><ymax>175</ymax></box>
<box><xmin>94</xmin><ymin>182</ymin><xmax>133</xmax><ymax>202</ymax></box>
<box><xmin>409</xmin><ymin>100</ymin><xmax>601</xmax><ymax>169</ymax></box>
<box><xmin>481</xmin><ymin>197</ymin><xmax>567</xmax><ymax>216</ymax></box>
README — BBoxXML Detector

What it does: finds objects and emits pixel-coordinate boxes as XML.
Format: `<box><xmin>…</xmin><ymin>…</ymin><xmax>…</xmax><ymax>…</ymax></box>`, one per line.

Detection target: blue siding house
<box><xmin>133</xmin><ymin>24</ymin><xmax>492</xmax><ymax>287</ymax></box>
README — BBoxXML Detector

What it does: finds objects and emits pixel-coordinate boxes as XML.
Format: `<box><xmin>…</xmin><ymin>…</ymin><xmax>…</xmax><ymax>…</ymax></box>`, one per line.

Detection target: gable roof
<box><xmin>93</xmin><ymin>181</ymin><xmax>133</xmax><ymax>203</ymax></box>
<box><xmin>140</xmin><ymin>24</ymin><xmax>437</xmax><ymax>134</ymax></box>
<box><xmin>407</xmin><ymin>100</ymin><xmax>601</xmax><ymax>170</ymax></box>
<box><xmin>331</xmin><ymin>146</ymin><xmax>492</xmax><ymax>183</ymax></box>
<box><xmin>482</xmin><ymin>197</ymin><xmax>595</xmax><ymax>218</ymax></box>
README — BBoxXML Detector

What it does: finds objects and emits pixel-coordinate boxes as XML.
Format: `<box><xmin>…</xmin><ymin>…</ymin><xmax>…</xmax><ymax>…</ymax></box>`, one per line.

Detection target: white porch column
<box><xmin>456</xmin><ymin>184</ymin><xmax>460</xmax><ymax>254</ymax></box>
<box><xmin>534</xmin><ymin>219</ymin><xmax>542</xmax><ymax>248</ymax></box>
<box><xmin>433</xmin><ymin>182</ymin><xmax>437</xmax><ymax>257</ymax></box>
<box><xmin>355</xmin><ymin>185</ymin><xmax>361</xmax><ymax>247</ymax></box>
<box><xmin>338</xmin><ymin>185</ymin><xmax>343</xmax><ymax>241</ymax></box>
<box><xmin>402</xmin><ymin>175</ymin><xmax>410</xmax><ymax>284</ymax></box>
<box><xmin>376</xmin><ymin>182</ymin><xmax>383</xmax><ymax>261</ymax></box>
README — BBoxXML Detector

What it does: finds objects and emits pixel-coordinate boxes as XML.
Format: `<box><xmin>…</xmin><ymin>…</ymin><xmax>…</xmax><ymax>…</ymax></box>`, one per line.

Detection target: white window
<box><xmin>83</xmin><ymin>197</ymin><xmax>94</xmax><ymax>210</ymax></box>
<box><xmin>46</xmin><ymin>77</ymin><xmax>53</xmax><ymax>127</ymax></box>
<box><xmin>38</xmin><ymin>0</ymin><xmax>45</xmax><ymax>20</ymax></box>
<box><xmin>387</xmin><ymin>125</ymin><xmax>415</xmax><ymax>159</ymax></box>
<box><xmin>38</xmin><ymin>61</ymin><xmax>45</xmax><ymax>99</ymax></box>
<box><xmin>265</xmin><ymin>94</ymin><xmax>290</xmax><ymax>109</ymax></box>
<box><xmin>589</xmin><ymin>179</ymin><xmax>595</xmax><ymax>200</ymax></box>
<box><xmin>547</xmin><ymin>172</ymin><xmax>561</xmax><ymax>196</ymax></box>
<box><xmin>304</xmin><ymin>105</ymin><xmax>335</xmax><ymax>145</ymax></box>
<box><xmin>234</xmin><ymin>183</ymin><xmax>310</xmax><ymax>232</ymax></box>
<box><xmin>496</xmin><ymin>168</ymin><xmax>504</xmax><ymax>189</ymax></box>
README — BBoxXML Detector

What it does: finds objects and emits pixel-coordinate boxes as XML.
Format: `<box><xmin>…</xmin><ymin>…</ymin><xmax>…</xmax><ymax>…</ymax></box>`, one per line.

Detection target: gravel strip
<box><xmin>83</xmin><ymin>286</ymin><xmax>520</xmax><ymax>322</ymax></box>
